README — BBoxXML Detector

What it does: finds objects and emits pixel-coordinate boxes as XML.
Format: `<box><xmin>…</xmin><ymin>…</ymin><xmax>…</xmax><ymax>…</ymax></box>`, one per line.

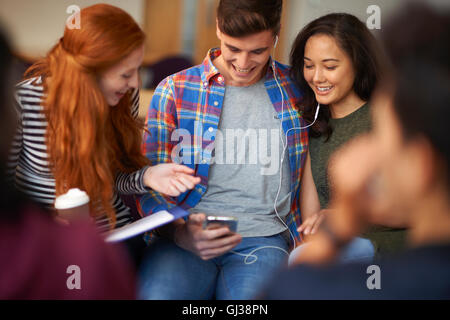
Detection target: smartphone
<box><xmin>202</xmin><ymin>215</ymin><xmax>238</xmax><ymax>233</ymax></box>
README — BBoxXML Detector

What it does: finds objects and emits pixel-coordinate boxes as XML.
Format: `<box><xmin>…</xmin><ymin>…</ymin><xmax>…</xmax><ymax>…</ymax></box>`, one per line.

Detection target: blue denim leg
<box><xmin>215</xmin><ymin>234</ymin><xmax>289</xmax><ymax>300</ymax></box>
<box><xmin>288</xmin><ymin>237</ymin><xmax>375</xmax><ymax>266</ymax></box>
<box><xmin>337</xmin><ymin>237</ymin><xmax>375</xmax><ymax>263</ymax></box>
<box><xmin>137</xmin><ymin>238</ymin><xmax>218</xmax><ymax>300</ymax></box>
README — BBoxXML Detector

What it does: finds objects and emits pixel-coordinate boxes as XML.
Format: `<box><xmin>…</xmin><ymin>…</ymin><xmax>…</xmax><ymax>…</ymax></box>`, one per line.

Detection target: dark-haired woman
<box><xmin>262</xmin><ymin>3</ymin><xmax>450</xmax><ymax>299</ymax></box>
<box><xmin>289</xmin><ymin>13</ymin><xmax>407</xmax><ymax>264</ymax></box>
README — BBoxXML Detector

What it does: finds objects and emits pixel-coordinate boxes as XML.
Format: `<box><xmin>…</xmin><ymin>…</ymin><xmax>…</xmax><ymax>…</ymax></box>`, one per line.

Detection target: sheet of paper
<box><xmin>105</xmin><ymin>210</ymin><xmax>174</xmax><ymax>243</ymax></box>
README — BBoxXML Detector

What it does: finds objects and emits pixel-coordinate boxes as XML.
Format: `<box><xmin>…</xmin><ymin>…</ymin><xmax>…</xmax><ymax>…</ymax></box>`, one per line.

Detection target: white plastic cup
<box><xmin>54</xmin><ymin>188</ymin><xmax>90</xmax><ymax>222</ymax></box>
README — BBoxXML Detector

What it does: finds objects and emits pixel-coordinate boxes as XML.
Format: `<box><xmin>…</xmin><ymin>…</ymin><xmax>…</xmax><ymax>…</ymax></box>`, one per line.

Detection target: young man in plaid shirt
<box><xmin>137</xmin><ymin>0</ymin><xmax>308</xmax><ymax>299</ymax></box>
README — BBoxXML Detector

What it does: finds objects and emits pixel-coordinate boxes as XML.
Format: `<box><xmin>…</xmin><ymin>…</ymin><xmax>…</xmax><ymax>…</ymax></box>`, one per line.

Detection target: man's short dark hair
<box><xmin>217</xmin><ymin>0</ymin><xmax>282</xmax><ymax>37</ymax></box>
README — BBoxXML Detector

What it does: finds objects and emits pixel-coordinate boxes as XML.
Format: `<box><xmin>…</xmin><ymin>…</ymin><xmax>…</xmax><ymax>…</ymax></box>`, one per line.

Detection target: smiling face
<box><xmin>303</xmin><ymin>34</ymin><xmax>360</xmax><ymax>112</ymax></box>
<box><xmin>215</xmin><ymin>28</ymin><xmax>276</xmax><ymax>87</ymax></box>
<box><xmin>98</xmin><ymin>44</ymin><xmax>144</xmax><ymax>106</ymax></box>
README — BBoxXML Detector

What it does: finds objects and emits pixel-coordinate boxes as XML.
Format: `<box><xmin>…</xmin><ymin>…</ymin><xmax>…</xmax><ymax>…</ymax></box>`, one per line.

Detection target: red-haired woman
<box><xmin>7</xmin><ymin>4</ymin><xmax>200</xmax><ymax>233</ymax></box>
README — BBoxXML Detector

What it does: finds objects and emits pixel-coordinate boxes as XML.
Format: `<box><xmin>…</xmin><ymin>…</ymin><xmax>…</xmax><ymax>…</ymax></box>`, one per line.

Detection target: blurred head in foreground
<box><xmin>0</xmin><ymin>28</ymin><xmax>25</xmax><ymax>220</ymax></box>
<box><xmin>330</xmin><ymin>3</ymin><xmax>450</xmax><ymax>244</ymax></box>
<box><xmin>260</xmin><ymin>2</ymin><xmax>450</xmax><ymax>301</ymax></box>
<box><xmin>0</xmin><ymin>29</ymin><xmax>14</xmax><ymax>171</ymax></box>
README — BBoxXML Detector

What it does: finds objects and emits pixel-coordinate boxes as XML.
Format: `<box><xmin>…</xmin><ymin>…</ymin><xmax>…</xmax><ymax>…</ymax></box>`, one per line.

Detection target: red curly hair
<box><xmin>24</xmin><ymin>4</ymin><xmax>148</xmax><ymax>227</ymax></box>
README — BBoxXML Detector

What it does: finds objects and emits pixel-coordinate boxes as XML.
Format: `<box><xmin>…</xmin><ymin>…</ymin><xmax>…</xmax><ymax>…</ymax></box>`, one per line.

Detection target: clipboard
<box><xmin>105</xmin><ymin>206</ymin><xmax>190</xmax><ymax>243</ymax></box>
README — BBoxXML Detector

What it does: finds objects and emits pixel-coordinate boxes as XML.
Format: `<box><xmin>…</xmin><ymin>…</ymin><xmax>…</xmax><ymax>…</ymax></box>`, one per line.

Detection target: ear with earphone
<box><xmin>271</xmin><ymin>35</ymin><xmax>279</xmax><ymax>74</ymax></box>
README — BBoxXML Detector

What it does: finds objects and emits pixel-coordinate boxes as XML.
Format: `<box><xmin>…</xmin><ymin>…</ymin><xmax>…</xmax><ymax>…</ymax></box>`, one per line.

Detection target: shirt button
<box><xmin>203</xmin><ymin>82</ymin><xmax>208</xmax><ymax>88</ymax></box>
<box><xmin>208</xmin><ymin>127</ymin><xmax>214</xmax><ymax>133</ymax></box>
<box><xmin>197</xmin><ymin>187</ymin><xmax>203</xmax><ymax>193</ymax></box>
<box><xmin>201</xmin><ymin>159</ymin><xmax>207</xmax><ymax>164</ymax></box>
<box><xmin>214</xmin><ymin>101</ymin><xmax>219</xmax><ymax>106</ymax></box>
<box><xmin>218</xmin><ymin>76</ymin><xmax>223</xmax><ymax>83</ymax></box>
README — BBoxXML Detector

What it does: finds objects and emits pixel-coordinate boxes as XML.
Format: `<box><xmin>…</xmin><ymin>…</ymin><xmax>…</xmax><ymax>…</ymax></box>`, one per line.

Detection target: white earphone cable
<box><xmin>272</xmin><ymin>60</ymin><xmax>320</xmax><ymax>250</ymax></box>
<box><xmin>230</xmin><ymin>57</ymin><xmax>320</xmax><ymax>264</ymax></box>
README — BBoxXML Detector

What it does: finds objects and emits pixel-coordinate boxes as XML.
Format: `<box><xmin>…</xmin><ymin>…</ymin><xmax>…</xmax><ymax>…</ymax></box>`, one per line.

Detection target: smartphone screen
<box><xmin>203</xmin><ymin>216</ymin><xmax>238</xmax><ymax>232</ymax></box>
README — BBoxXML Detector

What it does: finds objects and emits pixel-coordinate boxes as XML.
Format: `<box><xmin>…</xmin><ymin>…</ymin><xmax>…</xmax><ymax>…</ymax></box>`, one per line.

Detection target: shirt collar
<box><xmin>201</xmin><ymin>48</ymin><xmax>222</xmax><ymax>85</ymax></box>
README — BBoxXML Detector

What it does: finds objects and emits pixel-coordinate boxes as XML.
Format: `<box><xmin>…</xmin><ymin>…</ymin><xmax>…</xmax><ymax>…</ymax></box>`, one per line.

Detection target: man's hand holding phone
<box><xmin>203</xmin><ymin>215</ymin><xmax>238</xmax><ymax>233</ymax></box>
<box><xmin>174</xmin><ymin>213</ymin><xmax>242</xmax><ymax>260</ymax></box>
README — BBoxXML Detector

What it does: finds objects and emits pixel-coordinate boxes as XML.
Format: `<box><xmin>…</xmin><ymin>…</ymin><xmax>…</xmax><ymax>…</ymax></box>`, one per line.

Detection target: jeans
<box><xmin>138</xmin><ymin>234</ymin><xmax>289</xmax><ymax>300</ymax></box>
<box><xmin>288</xmin><ymin>237</ymin><xmax>375</xmax><ymax>266</ymax></box>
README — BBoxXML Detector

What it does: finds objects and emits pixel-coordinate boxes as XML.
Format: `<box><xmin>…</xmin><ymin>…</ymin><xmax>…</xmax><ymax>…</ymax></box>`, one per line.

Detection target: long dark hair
<box><xmin>0</xmin><ymin>28</ymin><xmax>35</xmax><ymax>221</ymax></box>
<box><xmin>290</xmin><ymin>13</ymin><xmax>382</xmax><ymax>139</ymax></box>
<box><xmin>0</xmin><ymin>29</ymin><xmax>14</xmax><ymax>169</ymax></box>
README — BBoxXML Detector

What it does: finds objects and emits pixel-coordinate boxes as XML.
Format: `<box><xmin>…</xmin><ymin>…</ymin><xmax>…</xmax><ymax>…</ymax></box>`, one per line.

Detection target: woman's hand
<box><xmin>293</xmin><ymin>136</ymin><xmax>378</xmax><ymax>265</ymax></box>
<box><xmin>297</xmin><ymin>209</ymin><xmax>330</xmax><ymax>238</ymax></box>
<box><xmin>291</xmin><ymin>231</ymin><xmax>339</xmax><ymax>265</ymax></box>
<box><xmin>143</xmin><ymin>164</ymin><xmax>201</xmax><ymax>197</ymax></box>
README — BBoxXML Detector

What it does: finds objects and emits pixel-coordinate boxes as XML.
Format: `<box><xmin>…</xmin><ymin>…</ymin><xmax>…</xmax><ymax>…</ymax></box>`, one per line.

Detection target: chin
<box><xmin>315</xmin><ymin>98</ymin><xmax>331</xmax><ymax>105</ymax></box>
<box><xmin>108</xmin><ymin>98</ymin><xmax>120</xmax><ymax>106</ymax></box>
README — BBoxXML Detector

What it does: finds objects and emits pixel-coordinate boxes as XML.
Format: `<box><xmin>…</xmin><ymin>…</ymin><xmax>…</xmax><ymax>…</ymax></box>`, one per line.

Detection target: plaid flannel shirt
<box><xmin>138</xmin><ymin>48</ymin><xmax>309</xmax><ymax>247</ymax></box>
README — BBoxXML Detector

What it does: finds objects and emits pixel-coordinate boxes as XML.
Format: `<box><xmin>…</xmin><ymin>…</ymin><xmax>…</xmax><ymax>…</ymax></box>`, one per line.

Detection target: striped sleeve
<box><xmin>115</xmin><ymin>166</ymin><xmax>150</xmax><ymax>195</ymax></box>
<box><xmin>114</xmin><ymin>89</ymin><xmax>151</xmax><ymax>195</ymax></box>
<box><xmin>10</xmin><ymin>77</ymin><xmax>135</xmax><ymax>230</ymax></box>
<box><xmin>130</xmin><ymin>88</ymin><xmax>140</xmax><ymax>120</ymax></box>
<box><xmin>6</xmin><ymin>93</ymin><xmax>24</xmax><ymax>183</ymax></box>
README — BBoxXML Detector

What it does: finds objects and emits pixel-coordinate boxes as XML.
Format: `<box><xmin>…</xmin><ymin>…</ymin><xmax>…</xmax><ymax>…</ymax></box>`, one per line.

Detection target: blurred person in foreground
<box><xmin>289</xmin><ymin>12</ymin><xmax>406</xmax><ymax>265</ymax></box>
<box><xmin>0</xmin><ymin>28</ymin><xmax>136</xmax><ymax>300</ymax></box>
<box><xmin>261</xmin><ymin>3</ymin><xmax>450</xmax><ymax>299</ymax></box>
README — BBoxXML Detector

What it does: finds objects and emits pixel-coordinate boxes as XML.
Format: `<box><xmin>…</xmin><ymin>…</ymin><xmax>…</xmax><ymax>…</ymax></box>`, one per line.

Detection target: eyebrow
<box><xmin>225</xmin><ymin>43</ymin><xmax>269</xmax><ymax>52</ymax></box>
<box><xmin>304</xmin><ymin>57</ymin><xmax>340</xmax><ymax>62</ymax></box>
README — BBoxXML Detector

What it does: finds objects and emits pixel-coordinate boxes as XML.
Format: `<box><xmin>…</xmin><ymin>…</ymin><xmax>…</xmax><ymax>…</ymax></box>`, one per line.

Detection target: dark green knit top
<box><xmin>309</xmin><ymin>103</ymin><xmax>407</xmax><ymax>257</ymax></box>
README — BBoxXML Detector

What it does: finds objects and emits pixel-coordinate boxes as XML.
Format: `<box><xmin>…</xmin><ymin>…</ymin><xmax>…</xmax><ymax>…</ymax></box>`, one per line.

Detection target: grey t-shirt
<box><xmin>191</xmin><ymin>78</ymin><xmax>291</xmax><ymax>237</ymax></box>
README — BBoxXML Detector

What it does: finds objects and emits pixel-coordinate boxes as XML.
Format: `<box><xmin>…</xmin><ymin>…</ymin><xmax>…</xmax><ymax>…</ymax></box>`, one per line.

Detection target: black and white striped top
<box><xmin>7</xmin><ymin>77</ymin><xmax>149</xmax><ymax>233</ymax></box>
